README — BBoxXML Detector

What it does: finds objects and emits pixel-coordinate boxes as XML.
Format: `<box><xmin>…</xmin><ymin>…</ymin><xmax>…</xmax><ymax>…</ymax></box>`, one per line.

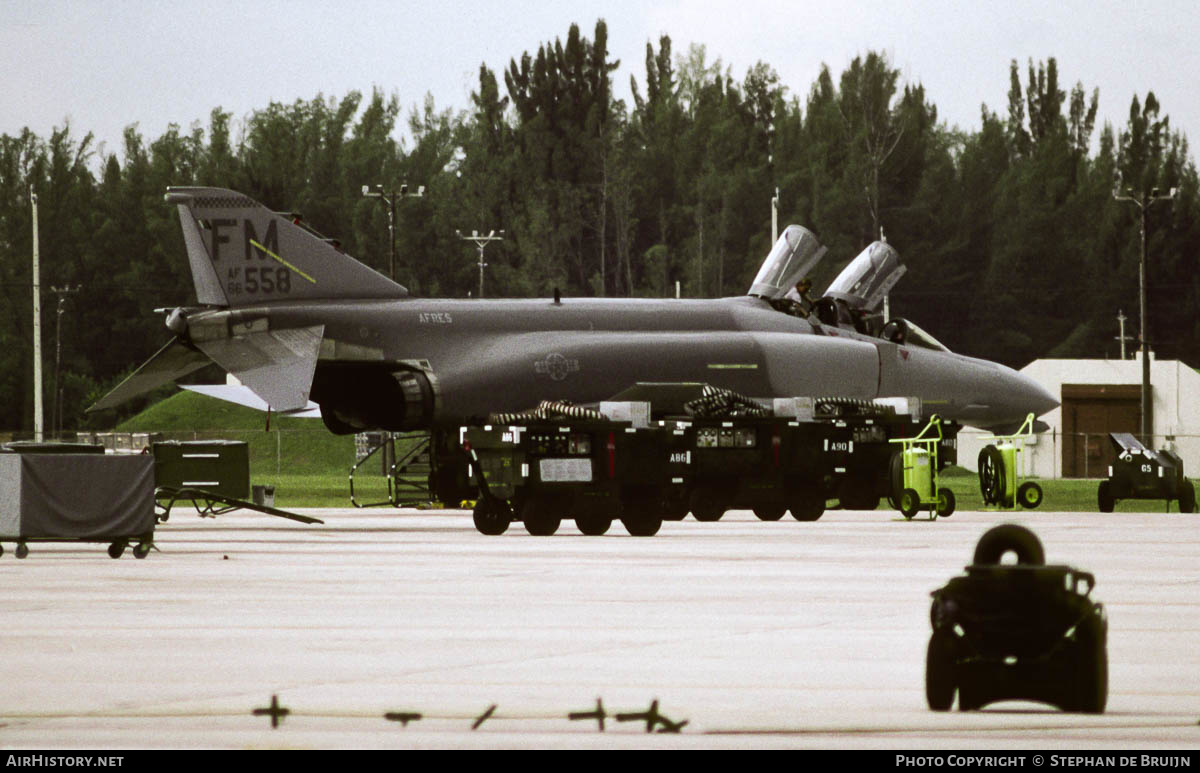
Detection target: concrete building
<box><xmin>958</xmin><ymin>352</ymin><xmax>1200</xmax><ymax>479</ymax></box>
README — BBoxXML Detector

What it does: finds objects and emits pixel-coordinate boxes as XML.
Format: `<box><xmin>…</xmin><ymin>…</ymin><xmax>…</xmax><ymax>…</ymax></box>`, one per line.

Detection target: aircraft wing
<box><xmin>180</xmin><ymin>384</ymin><xmax>321</xmax><ymax>418</ymax></box>
<box><xmin>192</xmin><ymin>325</ymin><xmax>324</xmax><ymax>413</ymax></box>
<box><xmin>87</xmin><ymin>339</ymin><xmax>213</xmax><ymax>413</ymax></box>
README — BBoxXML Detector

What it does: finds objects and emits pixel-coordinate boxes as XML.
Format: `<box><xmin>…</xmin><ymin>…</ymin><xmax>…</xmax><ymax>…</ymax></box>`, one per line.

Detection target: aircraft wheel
<box><xmin>472</xmin><ymin>498</ymin><xmax>510</xmax><ymax>536</ymax></box>
<box><xmin>1178</xmin><ymin>481</ymin><xmax>1196</xmax><ymax>514</ymax></box>
<box><xmin>898</xmin><ymin>488</ymin><xmax>922</xmax><ymax>520</ymax></box>
<box><xmin>1097</xmin><ymin>480</ymin><xmax>1115</xmax><ymax>513</ymax></box>
<box><xmin>521</xmin><ymin>498</ymin><xmax>561</xmax><ymax>536</ymax></box>
<box><xmin>753</xmin><ymin>504</ymin><xmax>786</xmax><ymax>521</ymax></box>
<box><xmin>978</xmin><ymin>446</ymin><xmax>1006</xmax><ymax>505</ymax></box>
<box><xmin>15</xmin><ymin>542</ymin><xmax>28</xmax><ymax>559</ymax></box>
<box><xmin>108</xmin><ymin>540</ymin><xmax>127</xmax><ymax>559</ymax></box>
<box><xmin>789</xmin><ymin>489</ymin><xmax>824</xmax><ymax>521</ymax></box>
<box><xmin>972</xmin><ymin>523</ymin><xmax>1045</xmax><ymax>566</ymax></box>
<box><xmin>575</xmin><ymin>514</ymin><xmax>612</xmax><ymax>536</ymax></box>
<box><xmin>926</xmin><ymin>631</ymin><xmax>958</xmax><ymax>711</ymax></box>
<box><xmin>1017</xmin><ymin>481</ymin><xmax>1043</xmax><ymax>509</ymax></box>
<box><xmin>935</xmin><ymin>487</ymin><xmax>956</xmax><ymax>517</ymax></box>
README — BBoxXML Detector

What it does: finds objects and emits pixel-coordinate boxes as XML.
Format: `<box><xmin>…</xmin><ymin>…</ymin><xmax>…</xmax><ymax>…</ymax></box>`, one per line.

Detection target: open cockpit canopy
<box><xmin>748</xmin><ymin>225</ymin><xmax>827</xmax><ymax>299</ymax></box>
<box><xmin>823</xmin><ymin>241</ymin><xmax>906</xmax><ymax>312</ymax></box>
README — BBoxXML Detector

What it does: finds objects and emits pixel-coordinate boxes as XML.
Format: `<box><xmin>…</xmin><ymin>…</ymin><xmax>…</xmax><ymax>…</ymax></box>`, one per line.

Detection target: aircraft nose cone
<box><xmin>1010</xmin><ymin>369</ymin><xmax>1058</xmax><ymax>418</ymax></box>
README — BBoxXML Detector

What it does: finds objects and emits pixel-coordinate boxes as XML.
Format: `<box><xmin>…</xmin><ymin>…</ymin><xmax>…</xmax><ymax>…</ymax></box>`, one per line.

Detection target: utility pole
<box><xmin>1113</xmin><ymin>185</ymin><xmax>1177</xmax><ymax>440</ymax></box>
<box><xmin>457</xmin><ymin>229</ymin><xmax>504</xmax><ymax>298</ymax></box>
<box><xmin>31</xmin><ymin>187</ymin><xmax>43</xmax><ymax>442</ymax></box>
<box><xmin>362</xmin><ymin>182</ymin><xmax>424</xmax><ymax>282</ymax></box>
<box><xmin>51</xmin><ymin>285</ymin><xmax>79</xmax><ymax>439</ymax></box>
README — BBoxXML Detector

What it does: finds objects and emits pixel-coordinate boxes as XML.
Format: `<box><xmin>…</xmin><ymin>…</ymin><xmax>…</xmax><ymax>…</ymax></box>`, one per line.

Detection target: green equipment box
<box><xmin>152</xmin><ymin>440</ymin><xmax>250</xmax><ymax>500</ymax></box>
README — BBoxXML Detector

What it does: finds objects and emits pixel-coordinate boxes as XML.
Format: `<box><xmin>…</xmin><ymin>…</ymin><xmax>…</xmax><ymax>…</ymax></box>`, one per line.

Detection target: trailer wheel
<box><xmin>1097</xmin><ymin>480</ymin><xmax>1115</xmax><ymax>513</ymax></box>
<box><xmin>108</xmin><ymin>540</ymin><xmax>127</xmax><ymax>559</ymax></box>
<box><xmin>972</xmin><ymin>523</ymin><xmax>1045</xmax><ymax>566</ymax></box>
<box><xmin>978</xmin><ymin>446</ymin><xmax>1006</xmax><ymax>505</ymax></box>
<box><xmin>575</xmin><ymin>514</ymin><xmax>612</xmax><ymax>536</ymax></box>
<box><xmin>521</xmin><ymin>498</ymin><xmax>561</xmax><ymax>536</ymax></box>
<box><xmin>926</xmin><ymin>631</ymin><xmax>958</xmax><ymax>711</ymax></box>
<box><xmin>133</xmin><ymin>543</ymin><xmax>151</xmax><ymax>559</ymax></box>
<box><xmin>889</xmin><ymin>451</ymin><xmax>906</xmax><ymax>505</ymax></box>
<box><xmin>473</xmin><ymin>498</ymin><xmax>510</xmax><ymax>535</ymax></box>
<box><xmin>690</xmin><ymin>490</ymin><xmax>726</xmax><ymax>522</ymax></box>
<box><xmin>1068</xmin><ymin>615</ymin><xmax>1108</xmax><ymax>713</ymax></box>
<box><xmin>621</xmin><ymin>514</ymin><xmax>662</xmax><ymax>537</ymax></box>
<box><xmin>15</xmin><ymin>542</ymin><xmax>28</xmax><ymax>559</ymax></box>
<box><xmin>1017</xmin><ymin>481</ymin><xmax>1043</xmax><ymax>509</ymax></box>
<box><xmin>936</xmin><ymin>487</ymin><xmax>956</xmax><ymax>517</ymax></box>
<box><xmin>898</xmin><ymin>488</ymin><xmax>922</xmax><ymax>519</ymax></box>
<box><xmin>1178</xmin><ymin>481</ymin><xmax>1196</xmax><ymax>514</ymax></box>
<box><xmin>789</xmin><ymin>489</ymin><xmax>825</xmax><ymax>521</ymax></box>
<box><xmin>753</xmin><ymin>504</ymin><xmax>786</xmax><ymax>521</ymax></box>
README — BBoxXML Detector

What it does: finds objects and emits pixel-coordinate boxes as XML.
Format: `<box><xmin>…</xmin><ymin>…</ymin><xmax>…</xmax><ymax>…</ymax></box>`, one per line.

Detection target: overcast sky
<box><xmin>2</xmin><ymin>0</ymin><xmax>1197</xmax><ymax>166</ymax></box>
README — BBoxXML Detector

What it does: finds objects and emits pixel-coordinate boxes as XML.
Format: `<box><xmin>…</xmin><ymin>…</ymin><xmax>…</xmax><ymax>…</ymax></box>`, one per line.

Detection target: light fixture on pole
<box><xmin>1113</xmin><ymin>185</ymin><xmax>1177</xmax><ymax>440</ymax></box>
<box><xmin>457</xmin><ymin>229</ymin><xmax>504</xmax><ymax>298</ymax></box>
<box><xmin>362</xmin><ymin>182</ymin><xmax>424</xmax><ymax>282</ymax></box>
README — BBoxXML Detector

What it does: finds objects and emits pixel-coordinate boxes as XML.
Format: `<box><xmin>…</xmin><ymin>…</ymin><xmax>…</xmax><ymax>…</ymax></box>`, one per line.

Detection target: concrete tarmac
<box><xmin>1</xmin><ymin>506</ymin><xmax>1198</xmax><ymax>749</ymax></box>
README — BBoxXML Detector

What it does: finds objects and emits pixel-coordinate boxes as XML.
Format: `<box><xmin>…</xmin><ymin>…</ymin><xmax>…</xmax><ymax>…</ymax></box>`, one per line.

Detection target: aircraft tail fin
<box><xmin>165</xmin><ymin>187</ymin><xmax>408</xmax><ymax>307</ymax></box>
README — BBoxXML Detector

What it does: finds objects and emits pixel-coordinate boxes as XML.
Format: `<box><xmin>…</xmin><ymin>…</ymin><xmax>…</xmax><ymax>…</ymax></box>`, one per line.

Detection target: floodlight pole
<box><xmin>457</xmin><ymin>229</ymin><xmax>504</xmax><ymax>298</ymax></box>
<box><xmin>1113</xmin><ymin>186</ymin><xmax>1177</xmax><ymax>440</ymax></box>
<box><xmin>31</xmin><ymin>187</ymin><xmax>43</xmax><ymax>442</ymax></box>
<box><xmin>362</xmin><ymin>182</ymin><xmax>424</xmax><ymax>282</ymax></box>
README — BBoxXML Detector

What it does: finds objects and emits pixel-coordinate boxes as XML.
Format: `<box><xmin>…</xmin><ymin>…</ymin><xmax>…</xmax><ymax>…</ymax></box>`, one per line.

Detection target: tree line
<box><xmin>1</xmin><ymin>19</ymin><xmax>1196</xmax><ymax>433</ymax></box>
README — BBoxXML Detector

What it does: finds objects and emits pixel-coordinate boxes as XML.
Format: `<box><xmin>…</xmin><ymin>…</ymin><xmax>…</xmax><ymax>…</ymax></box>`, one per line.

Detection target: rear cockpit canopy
<box><xmin>823</xmin><ymin>241</ymin><xmax>906</xmax><ymax>312</ymax></box>
<box><xmin>748</xmin><ymin>225</ymin><xmax>827</xmax><ymax>299</ymax></box>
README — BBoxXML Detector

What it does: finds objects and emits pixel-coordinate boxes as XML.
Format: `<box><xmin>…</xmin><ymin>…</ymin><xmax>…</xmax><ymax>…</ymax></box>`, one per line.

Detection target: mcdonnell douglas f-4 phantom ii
<box><xmin>91</xmin><ymin>186</ymin><xmax>1057</xmax><ymax>474</ymax></box>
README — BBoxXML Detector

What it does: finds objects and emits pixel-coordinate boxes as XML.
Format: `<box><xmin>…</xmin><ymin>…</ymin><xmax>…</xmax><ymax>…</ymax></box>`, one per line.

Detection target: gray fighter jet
<box><xmin>90</xmin><ymin>187</ymin><xmax>1057</xmax><ymax>435</ymax></box>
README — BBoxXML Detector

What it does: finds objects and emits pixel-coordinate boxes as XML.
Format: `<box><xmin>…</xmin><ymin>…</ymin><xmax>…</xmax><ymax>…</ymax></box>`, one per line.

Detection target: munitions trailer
<box><xmin>1098</xmin><ymin>433</ymin><xmax>1195</xmax><ymax>513</ymax></box>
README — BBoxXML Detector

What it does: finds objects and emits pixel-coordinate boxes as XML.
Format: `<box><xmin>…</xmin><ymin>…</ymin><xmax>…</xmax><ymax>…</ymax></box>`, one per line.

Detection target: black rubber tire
<box><xmin>936</xmin><ymin>487</ymin><xmax>956</xmax><ymax>517</ymax></box>
<box><xmin>972</xmin><ymin>523</ymin><xmax>1045</xmax><ymax>566</ymax></box>
<box><xmin>472</xmin><ymin>499</ymin><xmax>510</xmax><ymax>536</ymax></box>
<box><xmin>1069</xmin><ymin>616</ymin><xmax>1108</xmax><ymax>713</ymax></box>
<box><xmin>789</xmin><ymin>489</ymin><xmax>825</xmax><ymax>522</ymax></box>
<box><xmin>133</xmin><ymin>543</ymin><xmax>151</xmax><ymax>559</ymax></box>
<box><xmin>15</xmin><ymin>542</ymin><xmax>28</xmax><ymax>559</ymax></box>
<box><xmin>753</xmin><ymin>504</ymin><xmax>786</xmax><ymax>521</ymax></box>
<box><xmin>899</xmin><ymin>487</ymin><xmax>922</xmax><ymax>520</ymax></box>
<box><xmin>925</xmin><ymin>631</ymin><xmax>958</xmax><ymax>711</ymax></box>
<box><xmin>889</xmin><ymin>451</ymin><xmax>906</xmax><ymax>505</ymax></box>
<box><xmin>108</xmin><ymin>541</ymin><xmax>126</xmax><ymax>559</ymax></box>
<box><xmin>978</xmin><ymin>445</ymin><xmax>1006</xmax><ymax>506</ymax></box>
<box><xmin>1178</xmin><ymin>481</ymin><xmax>1196</xmax><ymax>514</ymax></box>
<box><xmin>575</xmin><ymin>514</ymin><xmax>612</xmax><ymax>536</ymax></box>
<box><xmin>1017</xmin><ymin>481</ymin><xmax>1043</xmax><ymax>509</ymax></box>
<box><xmin>621</xmin><ymin>515</ymin><xmax>663</xmax><ymax>537</ymax></box>
<box><xmin>839</xmin><ymin>478</ymin><xmax>881</xmax><ymax>511</ymax></box>
<box><xmin>1097</xmin><ymin>480</ymin><xmax>1115</xmax><ymax>513</ymax></box>
<box><xmin>692</xmin><ymin>502</ymin><xmax>725</xmax><ymax>522</ymax></box>
<box><xmin>521</xmin><ymin>498</ymin><xmax>561</xmax><ymax>536</ymax></box>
